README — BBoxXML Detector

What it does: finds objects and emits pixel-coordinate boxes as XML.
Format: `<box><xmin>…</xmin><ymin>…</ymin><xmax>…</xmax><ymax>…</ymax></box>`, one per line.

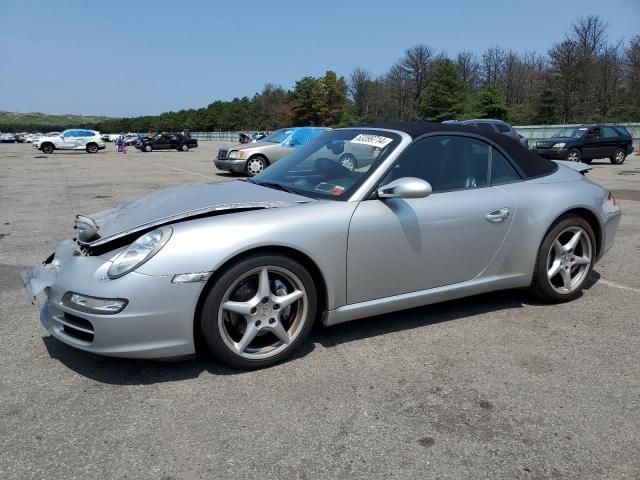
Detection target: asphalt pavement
<box><xmin>0</xmin><ymin>142</ymin><xmax>639</xmax><ymax>479</ymax></box>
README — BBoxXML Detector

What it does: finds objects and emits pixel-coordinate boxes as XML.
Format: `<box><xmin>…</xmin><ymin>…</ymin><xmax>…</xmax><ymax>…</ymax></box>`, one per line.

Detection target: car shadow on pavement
<box><xmin>42</xmin><ymin>334</ymin><xmax>317</xmax><ymax>385</ymax></box>
<box><xmin>312</xmin><ymin>289</ymin><xmax>530</xmax><ymax>349</ymax></box>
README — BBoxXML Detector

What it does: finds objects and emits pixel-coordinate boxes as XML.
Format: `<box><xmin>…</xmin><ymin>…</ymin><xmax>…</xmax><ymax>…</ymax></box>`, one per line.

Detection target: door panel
<box><xmin>347</xmin><ymin>187</ymin><xmax>515</xmax><ymax>304</ymax></box>
<box><xmin>583</xmin><ymin>128</ymin><xmax>602</xmax><ymax>159</ymax></box>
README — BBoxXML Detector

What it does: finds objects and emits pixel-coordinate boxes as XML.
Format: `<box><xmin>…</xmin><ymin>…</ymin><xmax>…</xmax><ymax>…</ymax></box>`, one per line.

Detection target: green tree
<box><xmin>290</xmin><ymin>76</ymin><xmax>323</xmax><ymax>125</ymax></box>
<box><xmin>321</xmin><ymin>70</ymin><xmax>348</xmax><ymax>126</ymax></box>
<box><xmin>417</xmin><ymin>60</ymin><xmax>468</xmax><ymax>121</ymax></box>
<box><xmin>476</xmin><ymin>85</ymin><xmax>509</xmax><ymax>119</ymax></box>
<box><xmin>290</xmin><ymin>71</ymin><xmax>348</xmax><ymax>126</ymax></box>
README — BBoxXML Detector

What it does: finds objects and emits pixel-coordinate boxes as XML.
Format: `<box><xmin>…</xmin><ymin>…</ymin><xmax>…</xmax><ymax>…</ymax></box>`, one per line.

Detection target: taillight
<box><xmin>607</xmin><ymin>191</ymin><xmax>617</xmax><ymax>206</ymax></box>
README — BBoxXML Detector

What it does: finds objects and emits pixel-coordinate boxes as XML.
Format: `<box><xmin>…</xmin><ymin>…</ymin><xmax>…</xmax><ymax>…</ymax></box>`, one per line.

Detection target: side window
<box><xmin>473</xmin><ymin>123</ymin><xmax>495</xmax><ymax>134</ymax></box>
<box><xmin>602</xmin><ymin>127</ymin><xmax>617</xmax><ymax>138</ymax></box>
<box><xmin>613</xmin><ymin>127</ymin><xmax>630</xmax><ymax>137</ymax></box>
<box><xmin>589</xmin><ymin>127</ymin><xmax>601</xmax><ymax>138</ymax></box>
<box><xmin>491</xmin><ymin>149</ymin><xmax>521</xmax><ymax>185</ymax></box>
<box><xmin>383</xmin><ymin>136</ymin><xmax>490</xmax><ymax>193</ymax></box>
<box><xmin>63</xmin><ymin>130</ymin><xmax>74</xmax><ymax>138</ymax></box>
<box><xmin>495</xmin><ymin>123</ymin><xmax>511</xmax><ymax>133</ymax></box>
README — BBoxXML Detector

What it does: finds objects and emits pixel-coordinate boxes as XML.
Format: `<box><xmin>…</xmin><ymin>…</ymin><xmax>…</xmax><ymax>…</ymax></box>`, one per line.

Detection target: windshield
<box><xmin>262</xmin><ymin>128</ymin><xmax>294</xmax><ymax>143</ymax></box>
<box><xmin>253</xmin><ymin>129</ymin><xmax>401</xmax><ymax>201</ymax></box>
<box><xmin>553</xmin><ymin>127</ymin><xmax>587</xmax><ymax>138</ymax></box>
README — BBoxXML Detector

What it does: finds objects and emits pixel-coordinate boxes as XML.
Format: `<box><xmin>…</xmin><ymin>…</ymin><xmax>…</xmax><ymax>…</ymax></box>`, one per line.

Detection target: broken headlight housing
<box><xmin>107</xmin><ymin>226</ymin><xmax>172</xmax><ymax>279</ymax></box>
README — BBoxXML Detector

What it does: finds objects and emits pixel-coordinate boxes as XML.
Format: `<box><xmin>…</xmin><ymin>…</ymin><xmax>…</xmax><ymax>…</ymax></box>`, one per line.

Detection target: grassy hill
<box><xmin>0</xmin><ymin>111</ymin><xmax>115</xmax><ymax>132</ymax></box>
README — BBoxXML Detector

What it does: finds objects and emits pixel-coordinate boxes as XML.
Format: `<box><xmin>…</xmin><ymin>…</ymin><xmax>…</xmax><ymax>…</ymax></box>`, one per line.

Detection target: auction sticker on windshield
<box><xmin>350</xmin><ymin>134</ymin><xmax>393</xmax><ymax>148</ymax></box>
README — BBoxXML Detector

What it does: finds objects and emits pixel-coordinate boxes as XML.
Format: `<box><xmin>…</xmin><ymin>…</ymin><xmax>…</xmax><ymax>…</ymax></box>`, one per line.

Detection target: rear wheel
<box><xmin>530</xmin><ymin>215</ymin><xmax>595</xmax><ymax>303</ymax></box>
<box><xmin>181</xmin><ymin>144</ymin><xmax>189</xmax><ymax>152</ymax></box>
<box><xmin>566</xmin><ymin>148</ymin><xmax>581</xmax><ymax>162</ymax></box>
<box><xmin>86</xmin><ymin>142</ymin><xmax>98</xmax><ymax>153</ymax></box>
<box><xmin>245</xmin><ymin>156</ymin><xmax>267</xmax><ymax>176</ymax></box>
<box><xmin>200</xmin><ymin>253</ymin><xmax>317</xmax><ymax>369</ymax></box>
<box><xmin>610</xmin><ymin>148</ymin><xmax>626</xmax><ymax>165</ymax></box>
<box><xmin>41</xmin><ymin>143</ymin><xmax>54</xmax><ymax>154</ymax></box>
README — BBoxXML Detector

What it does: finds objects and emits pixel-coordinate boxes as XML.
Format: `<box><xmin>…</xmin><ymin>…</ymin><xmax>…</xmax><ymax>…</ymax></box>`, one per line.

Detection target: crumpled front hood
<box><xmin>81</xmin><ymin>180</ymin><xmax>311</xmax><ymax>246</ymax></box>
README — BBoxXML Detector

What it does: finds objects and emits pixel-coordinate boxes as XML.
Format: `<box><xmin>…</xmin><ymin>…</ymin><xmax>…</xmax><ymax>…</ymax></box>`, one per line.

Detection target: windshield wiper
<box><xmin>255</xmin><ymin>181</ymin><xmax>299</xmax><ymax>194</ymax></box>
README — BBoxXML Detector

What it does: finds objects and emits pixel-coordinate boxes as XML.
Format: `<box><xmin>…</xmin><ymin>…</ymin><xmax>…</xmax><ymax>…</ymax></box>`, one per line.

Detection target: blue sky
<box><xmin>1</xmin><ymin>0</ymin><xmax>638</xmax><ymax>117</ymax></box>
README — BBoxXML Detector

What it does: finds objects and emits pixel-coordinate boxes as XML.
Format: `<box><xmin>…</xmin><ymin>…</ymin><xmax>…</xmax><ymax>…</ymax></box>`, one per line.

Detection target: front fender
<box><xmin>136</xmin><ymin>201</ymin><xmax>358</xmax><ymax>310</ymax></box>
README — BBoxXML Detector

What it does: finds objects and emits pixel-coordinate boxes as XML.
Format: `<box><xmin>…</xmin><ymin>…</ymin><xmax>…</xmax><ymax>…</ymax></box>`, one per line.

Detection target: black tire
<box><xmin>200</xmin><ymin>253</ymin><xmax>318</xmax><ymax>369</ymax></box>
<box><xmin>610</xmin><ymin>148</ymin><xmax>626</xmax><ymax>165</ymax></box>
<box><xmin>530</xmin><ymin>215</ymin><xmax>596</xmax><ymax>303</ymax></box>
<box><xmin>41</xmin><ymin>142</ymin><xmax>54</xmax><ymax>154</ymax></box>
<box><xmin>86</xmin><ymin>142</ymin><xmax>98</xmax><ymax>153</ymax></box>
<box><xmin>339</xmin><ymin>153</ymin><xmax>357</xmax><ymax>171</ymax></box>
<box><xmin>245</xmin><ymin>155</ymin><xmax>267</xmax><ymax>176</ymax></box>
<box><xmin>144</xmin><ymin>145</ymin><xmax>152</xmax><ymax>152</ymax></box>
<box><xmin>566</xmin><ymin>148</ymin><xmax>581</xmax><ymax>162</ymax></box>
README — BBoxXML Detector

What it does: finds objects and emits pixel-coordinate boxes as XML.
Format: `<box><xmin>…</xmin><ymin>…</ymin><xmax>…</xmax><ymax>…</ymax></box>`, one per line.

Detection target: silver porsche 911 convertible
<box><xmin>21</xmin><ymin>123</ymin><xmax>621</xmax><ymax>368</ymax></box>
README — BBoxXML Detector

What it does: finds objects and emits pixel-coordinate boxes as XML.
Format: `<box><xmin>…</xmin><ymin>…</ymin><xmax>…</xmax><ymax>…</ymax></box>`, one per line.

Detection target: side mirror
<box><xmin>378</xmin><ymin>177</ymin><xmax>432</xmax><ymax>199</ymax></box>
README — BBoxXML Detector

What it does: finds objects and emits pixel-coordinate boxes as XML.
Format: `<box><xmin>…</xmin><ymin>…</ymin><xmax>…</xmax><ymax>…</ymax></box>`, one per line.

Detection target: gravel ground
<box><xmin>0</xmin><ymin>142</ymin><xmax>639</xmax><ymax>479</ymax></box>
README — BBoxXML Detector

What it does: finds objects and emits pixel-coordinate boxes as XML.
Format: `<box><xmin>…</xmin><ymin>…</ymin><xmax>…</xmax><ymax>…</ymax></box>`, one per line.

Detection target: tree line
<box><xmin>4</xmin><ymin>16</ymin><xmax>639</xmax><ymax>134</ymax></box>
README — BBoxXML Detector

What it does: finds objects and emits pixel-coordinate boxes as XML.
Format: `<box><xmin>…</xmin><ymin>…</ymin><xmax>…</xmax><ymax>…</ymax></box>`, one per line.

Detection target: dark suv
<box><xmin>534</xmin><ymin>125</ymin><xmax>633</xmax><ymax>165</ymax></box>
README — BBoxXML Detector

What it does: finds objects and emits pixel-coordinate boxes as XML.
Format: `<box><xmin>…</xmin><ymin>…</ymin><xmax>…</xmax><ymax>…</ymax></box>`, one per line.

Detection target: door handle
<box><xmin>485</xmin><ymin>208</ymin><xmax>510</xmax><ymax>223</ymax></box>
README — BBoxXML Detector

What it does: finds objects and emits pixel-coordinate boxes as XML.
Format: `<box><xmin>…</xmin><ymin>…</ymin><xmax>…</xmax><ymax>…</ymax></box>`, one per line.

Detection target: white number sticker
<box><xmin>350</xmin><ymin>134</ymin><xmax>393</xmax><ymax>148</ymax></box>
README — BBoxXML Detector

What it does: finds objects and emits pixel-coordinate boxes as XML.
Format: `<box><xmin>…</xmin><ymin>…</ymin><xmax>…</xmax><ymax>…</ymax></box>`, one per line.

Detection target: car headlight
<box><xmin>552</xmin><ymin>143</ymin><xmax>566</xmax><ymax>148</ymax></box>
<box><xmin>107</xmin><ymin>226</ymin><xmax>172</xmax><ymax>279</ymax></box>
<box><xmin>228</xmin><ymin>150</ymin><xmax>244</xmax><ymax>159</ymax></box>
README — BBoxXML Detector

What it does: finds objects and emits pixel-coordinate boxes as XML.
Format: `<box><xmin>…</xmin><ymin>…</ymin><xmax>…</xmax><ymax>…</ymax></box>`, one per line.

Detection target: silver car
<box><xmin>215</xmin><ymin>127</ymin><xmax>329</xmax><ymax>176</ymax></box>
<box><xmin>21</xmin><ymin>124</ymin><xmax>621</xmax><ymax>369</ymax></box>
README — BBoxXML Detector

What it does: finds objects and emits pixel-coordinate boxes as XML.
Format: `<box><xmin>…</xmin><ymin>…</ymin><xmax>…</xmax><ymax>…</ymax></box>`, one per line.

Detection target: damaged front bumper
<box><xmin>20</xmin><ymin>239</ymin><xmax>202</xmax><ymax>359</ymax></box>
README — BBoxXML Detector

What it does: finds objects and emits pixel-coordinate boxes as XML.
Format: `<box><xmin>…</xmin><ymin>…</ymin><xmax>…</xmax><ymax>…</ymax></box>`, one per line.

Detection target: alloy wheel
<box><xmin>246</xmin><ymin>158</ymin><xmax>265</xmax><ymax>176</ymax></box>
<box><xmin>340</xmin><ymin>154</ymin><xmax>356</xmax><ymax>171</ymax></box>
<box><xmin>615</xmin><ymin>150</ymin><xmax>624</xmax><ymax>163</ymax></box>
<box><xmin>546</xmin><ymin>226</ymin><xmax>592</xmax><ymax>294</ymax></box>
<box><xmin>217</xmin><ymin>266</ymin><xmax>307</xmax><ymax>359</ymax></box>
<box><xmin>567</xmin><ymin>151</ymin><xmax>580</xmax><ymax>162</ymax></box>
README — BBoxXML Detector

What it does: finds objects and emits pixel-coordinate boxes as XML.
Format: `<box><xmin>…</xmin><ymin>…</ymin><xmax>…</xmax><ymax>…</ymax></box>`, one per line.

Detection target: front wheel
<box><xmin>144</xmin><ymin>145</ymin><xmax>152</xmax><ymax>152</ymax></box>
<box><xmin>200</xmin><ymin>253</ymin><xmax>317</xmax><ymax>369</ymax></box>
<box><xmin>41</xmin><ymin>143</ymin><xmax>54</xmax><ymax>154</ymax></box>
<box><xmin>530</xmin><ymin>215</ymin><xmax>596</xmax><ymax>303</ymax></box>
<box><xmin>610</xmin><ymin>148</ymin><xmax>626</xmax><ymax>165</ymax></box>
<box><xmin>181</xmin><ymin>144</ymin><xmax>189</xmax><ymax>152</ymax></box>
<box><xmin>86</xmin><ymin>142</ymin><xmax>98</xmax><ymax>153</ymax></box>
<box><xmin>566</xmin><ymin>148</ymin><xmax>581</xmax><ymax>162</ymax></box>
<box><xmin>245</xmin><ymin>156</ymin><xmax>267</xmax><ymax>176</ymax></box>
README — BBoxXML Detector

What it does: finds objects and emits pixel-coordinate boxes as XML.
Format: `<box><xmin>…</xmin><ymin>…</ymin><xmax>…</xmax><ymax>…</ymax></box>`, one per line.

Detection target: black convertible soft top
<box><xmin>352</xmin><ymin>122</ymin><xmax>557</xmax><ymax>179</ymax></box>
